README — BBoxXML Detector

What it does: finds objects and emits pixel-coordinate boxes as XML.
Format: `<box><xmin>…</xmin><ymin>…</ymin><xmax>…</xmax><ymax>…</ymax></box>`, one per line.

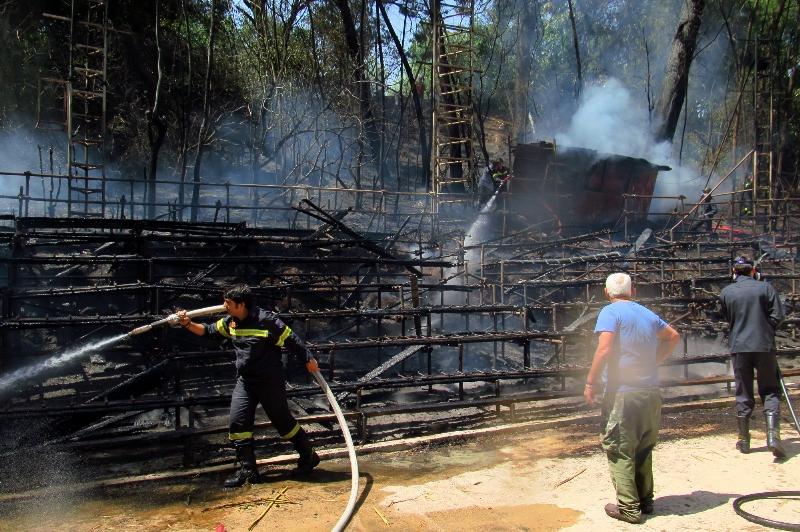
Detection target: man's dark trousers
<box><xmin>733</xmin><ymin>351</ymin><xmax>781</xmax><ymax>416</ymax></box>
<box><xmin>229</xmin><ymin>367</ymin><xmax>299</xmax><ymax>439</ymax></box>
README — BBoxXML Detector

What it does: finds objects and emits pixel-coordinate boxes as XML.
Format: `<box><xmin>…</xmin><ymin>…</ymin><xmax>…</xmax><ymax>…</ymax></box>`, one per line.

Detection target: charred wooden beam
<box><xmin>4</xmin><ymin>361</ymin><xmax>798</xmax><ymax>420</ymax></box>
<box><xmin>2</xmin><ymin>255</ymin><xmax>452</xmax><ymax>268</ymax></box>
<box><xmin>294</xmin><ymin>199</ymin><xmax>424</xmax><ymax>276</ymax></box>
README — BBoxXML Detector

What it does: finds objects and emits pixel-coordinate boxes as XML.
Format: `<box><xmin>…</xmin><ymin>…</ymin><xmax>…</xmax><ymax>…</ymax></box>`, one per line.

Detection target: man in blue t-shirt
<box><xmin>585</xmin><ymin>272</ymin><xmax>680</xmax><ymax>524</ymax></box>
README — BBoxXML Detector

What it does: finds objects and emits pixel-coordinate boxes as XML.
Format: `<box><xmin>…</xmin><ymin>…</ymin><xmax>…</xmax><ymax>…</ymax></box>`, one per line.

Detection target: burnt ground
<box><xmin>0</xmin><ymin>400</ymin><xmax>799</xmax><ymax>531</ymax></box>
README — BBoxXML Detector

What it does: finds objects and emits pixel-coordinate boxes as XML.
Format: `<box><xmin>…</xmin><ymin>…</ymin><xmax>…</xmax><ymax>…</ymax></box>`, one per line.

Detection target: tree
<box><xmin>511</xmin><ymin>0</ymin><xmax>541</xmax><ymax>144</ymax></box>
<box><xmin>654</xmin><ymin>0</ymin><xmax>706</xmax><ymax>143</ymax></box>
<box><xmin>145</xmin><ymin>0</ymin><xmax>165</xmax><ymax>219</ymax></box>
<box><xmin>190</xmin><ymin>0</ymin><xmax>222</xmax><ymax>222</ymax></box>
<box><xmin>566</xmin><ymin>0</ymin><xmax>583</xmax><ymax>100</ymax></box>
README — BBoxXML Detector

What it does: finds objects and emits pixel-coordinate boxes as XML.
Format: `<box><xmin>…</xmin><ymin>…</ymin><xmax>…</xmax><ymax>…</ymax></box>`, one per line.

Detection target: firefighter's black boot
<box><xmin>765</xmin><ymin>412</ymin><xmax>787</xmax><ymax>459</ymax></box>
<box><xmin>735</xmin><ymin>415</ymin><xmax>750</xmax><ymax>454</ymax></box>
<box><xmin>224</xmin><ymin>439</ymin><xmax>261</xmax><ymax>488</ymax></box>
<box><xmin>290</xmin><ymin>428</ymin><xmax>320</xmax><ymax>476</ymax></box>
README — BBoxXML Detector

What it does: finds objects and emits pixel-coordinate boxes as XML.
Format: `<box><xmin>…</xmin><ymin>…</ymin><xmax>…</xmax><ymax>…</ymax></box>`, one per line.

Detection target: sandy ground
<box><xmin>1</xmin><ymin>407</ymin><xmax>799</xmax><ymax>531</ymax></box>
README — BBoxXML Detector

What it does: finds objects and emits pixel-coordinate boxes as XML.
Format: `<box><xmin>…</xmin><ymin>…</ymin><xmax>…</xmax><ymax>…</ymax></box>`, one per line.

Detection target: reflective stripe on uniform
<box><xmin>276</xmin><ymin>326</ymin><xmax>292</xmax><ymax>347</ymax></box>
<box><xmin>281</xmin><ymin>422</ymin><xmax>300</xmax><ymax>440</ymax></box>
<box><xmin>230</xmin><ymin>328</ymin><xmax>269</xmax><ymax>338</ymax></box>
<box><xmin>216</xmin><ymin>318</ymin><xmax>231</xmax><ymax>338</ymax></box>
<box><xmin>229</xmin><ymin>431</ymin><xmax>254</xmax><ymax>441</ymax></box>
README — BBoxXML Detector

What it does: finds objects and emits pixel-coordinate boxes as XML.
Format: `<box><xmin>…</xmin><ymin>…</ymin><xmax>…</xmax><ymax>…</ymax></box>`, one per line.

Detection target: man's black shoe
<box><xmin>640</xmin><ymin>499</ymin><xmax>654</xmax><ymax>515</ymax></box>
<box><xmin>292</xmin><ymin>451</ymin><xmax>321</xmax><ymax>476</ymax></box>
<box><xmin>604</xmin><ymin>503</ymin><xmax>642</xmax><ymax>524</ymax></box>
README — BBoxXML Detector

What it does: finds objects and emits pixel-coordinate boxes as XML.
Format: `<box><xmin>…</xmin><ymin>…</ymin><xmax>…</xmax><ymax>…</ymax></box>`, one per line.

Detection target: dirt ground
<box><xmin>1</xmin><ymin>406</ymin><xmax>799</xmax><ymax>531</ymax></box>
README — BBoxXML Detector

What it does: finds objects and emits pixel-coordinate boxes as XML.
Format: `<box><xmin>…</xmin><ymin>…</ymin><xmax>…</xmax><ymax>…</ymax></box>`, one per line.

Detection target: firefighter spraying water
<box><xmin>167</xmin><ymin>289</ymin><xmax>360</xmax><ymax>530</ymax></box>
<box><xmin>1</xmin><ymin>293</ymin><xmax>360</xmax><ymax>530</ymax></box>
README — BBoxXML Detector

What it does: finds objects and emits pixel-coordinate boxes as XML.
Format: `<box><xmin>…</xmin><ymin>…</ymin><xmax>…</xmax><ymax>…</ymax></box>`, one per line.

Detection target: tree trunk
<box><xmin>191</xmin><ymin>0</ymin><xmax>220</xmax><ymax>222</ymax></box>
<box><xmin>146</xmin><ymin>0</ymin><xmax>164</xmax><ymax>220</ymax></box>
<box><xmin>376</xmin><ymin>0</ymin><xmax>430</xmax><ymax>187</ymax></box>
<box><xmin>566</xmin><ymin>0</ymin><xmax>582</xmax><ymax>101</ymax></box>
<box><xmin>333</xmin><ymin>0</ymin><xmax>388</xmax><ymax>195</ymax></box>
<box><xmin>176</xmin><ymin>0</ymin><xmax>193</xmax><ymax>221</ymax></box>
<box><xmin>653</xmin><ymin>0</ymin><xmax>705</xmax><ymax>143</ymax></box>
<box><xmin>512</xmin><ymin>0</ymin><xmax>540</xmax><ymax>144</ymax></box>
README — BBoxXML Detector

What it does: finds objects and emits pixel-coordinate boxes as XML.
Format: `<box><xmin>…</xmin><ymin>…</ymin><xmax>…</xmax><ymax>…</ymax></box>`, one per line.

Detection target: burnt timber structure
<box><xmin>511</xmin><ymin>141</ymin><xmax>667</xmax><ymax>227</ymax></box>
<box><xmin>1</xmin><ymin>180</ymin><xmax>799</xmax><ymax>486</ymax></box>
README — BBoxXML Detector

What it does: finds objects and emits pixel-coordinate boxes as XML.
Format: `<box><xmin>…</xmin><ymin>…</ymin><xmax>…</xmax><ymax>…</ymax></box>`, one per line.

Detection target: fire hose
<box><xmin>128</xmin><ymin>305</ymin><xmax>360</xmax><ymax>531</ymax></box>
<box><xmin>778</xmin><ymin>366</ymin><xmax>800</xmax><ymax>437</ymax></box>
<box><xmin>733</xmin><ymin>491</ymin><xmax>800</xmax><ymax>530</ymax></box>
<box><xmin>732</xmin><ymin>372</ymin><xmax>800</xmax><ymax>529</ymax></box>
<box><xmin>311</xmin><ymin>369</ymin><xmax>360</xmax><ymax>532</ymax></box>
<box><xmin>126</xmin><ymin>304</ymin><xmax>227</xmax><ymax>336</ymax></box>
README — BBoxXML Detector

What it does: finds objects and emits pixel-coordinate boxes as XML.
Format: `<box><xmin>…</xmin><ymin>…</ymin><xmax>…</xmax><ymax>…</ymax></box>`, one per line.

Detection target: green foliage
<box><xmin>1</xmin><ymin>0</ymin><xmax>799</xmax><ymax>191</ymax></box>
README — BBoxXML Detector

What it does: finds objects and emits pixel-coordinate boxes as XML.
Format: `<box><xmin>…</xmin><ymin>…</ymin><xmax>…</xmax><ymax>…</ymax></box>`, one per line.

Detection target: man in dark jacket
<box><xmin>177</xmin><ymin>284</ymin><xmax>321</xmax><ymax>487</ymax></box>
<box><xmin>719</xmin><ymin>256</ymin><xmax>786</xmax><ymax>458</ymax></box>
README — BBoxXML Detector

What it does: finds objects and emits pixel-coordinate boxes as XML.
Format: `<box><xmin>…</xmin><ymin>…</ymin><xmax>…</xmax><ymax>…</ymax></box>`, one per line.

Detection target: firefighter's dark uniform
<box><xmin>699</xmin><ymin>193</ymin><xmax>717</xmax><ymax>232</ymax></box>
<box><xmin>719</xmin><ymin>274</ymin><xmax>786</xmax><ymax>457</ymax></box>
<box><xmin>206</xmin><ymin>306</ymin><xmax>317</xmax><ymax>484</ymax></box>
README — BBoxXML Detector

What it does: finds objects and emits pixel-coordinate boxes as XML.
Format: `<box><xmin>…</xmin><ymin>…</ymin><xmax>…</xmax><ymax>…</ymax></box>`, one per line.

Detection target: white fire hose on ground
<box><xmin>128</xmin><ymin>305</ymin><xmax>361</xmax><ymax>530</ymax></box>
<box><xmin>311</xmin><ymin>369</ymin><xmax>360</xmax><ymax>531</ymax></box>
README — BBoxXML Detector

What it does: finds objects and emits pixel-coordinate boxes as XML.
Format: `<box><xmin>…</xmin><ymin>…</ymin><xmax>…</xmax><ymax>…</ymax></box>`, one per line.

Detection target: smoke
<box><xmin>0</xmin><ymin>127</ymin><xmax>66</xmax><ymax>193</ymax></box>
<box><xmin>554</xmin><ymin>79</ymin><xmax>708</xmax><ymax>219</ymax></box>
<box><xmin>555</xmin><ymin>79</ymin><xmax>659</xmax><ymax>159</ymax></box>
<box><xmin>0</xmin><ymin>126</ymin><xmax>68</xmax><ymax>220</ymax></box>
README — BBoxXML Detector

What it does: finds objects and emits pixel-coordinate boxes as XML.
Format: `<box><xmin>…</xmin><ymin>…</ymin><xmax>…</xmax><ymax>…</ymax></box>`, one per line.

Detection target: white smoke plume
<box><xmin>554</xmin><ymin>79</ymin><xmax>709</xmax><ymax>219</ymax></box>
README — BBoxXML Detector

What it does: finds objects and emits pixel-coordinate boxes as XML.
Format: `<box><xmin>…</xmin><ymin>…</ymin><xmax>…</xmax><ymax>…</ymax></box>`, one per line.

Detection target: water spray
<box><xmin>477</xmin><ymin>174</ymin><xmax>512</xmax><ymax>216</ymax></box>
<box><xmin>0</xmin><ymin>333</ymin><xmax>130</xmax><ymax>395</ymax></box>
<box><xmin>0</xmin><ymin>306</ymin><xmax>229</xmax><ymax>396</ymax></box>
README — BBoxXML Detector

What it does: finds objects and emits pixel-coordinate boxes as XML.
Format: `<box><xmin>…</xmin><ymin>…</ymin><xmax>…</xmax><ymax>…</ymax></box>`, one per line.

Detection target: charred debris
<box><xmin>0</xmin><ymin>144</ymin><xmax>799</xmax><ymax>482</ymax></box>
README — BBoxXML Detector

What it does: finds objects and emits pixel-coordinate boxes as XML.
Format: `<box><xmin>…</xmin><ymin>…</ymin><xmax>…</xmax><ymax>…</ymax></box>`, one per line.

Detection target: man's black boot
<box><xmin>765</xmin><ymin>412</ymin><xmax>787</xmax><ymax>459</ymax></box>
<box><xmin>736</xmin><ymin>415</ymin><xmax>750</xmax><ymax>454</ymax></box>
<box><xmin>224</xmin><ymin>439</ymin><xmax>261</xmax><ymax>488</ymax></box>
<box><xmin>290</xmin><ymin>429</ymin><xmax>320</xmax><ymax>476</ymax></box>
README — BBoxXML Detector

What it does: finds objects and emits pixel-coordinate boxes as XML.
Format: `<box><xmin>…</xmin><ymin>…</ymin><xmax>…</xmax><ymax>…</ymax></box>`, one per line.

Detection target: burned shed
<box><xmin>510</xmin><ymin>141</ymin><xmax>669</xmax><ymax>226</ymax></box>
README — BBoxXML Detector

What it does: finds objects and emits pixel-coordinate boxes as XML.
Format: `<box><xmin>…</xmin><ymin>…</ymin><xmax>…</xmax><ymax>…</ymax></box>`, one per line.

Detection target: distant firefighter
<box><xmin>719</xmin><ymin>256</ymin><xmax>786</xmax><ymax>459</ymax></box>
<box><xmin>700</xmin><ymin>187</ymin><xmax>717</xmax><ymax>232</ymax></box>
<box><xmin>585</xmin><ymin>273</ymin><xmax>680</xmax><ymax>524</ymax></box>
<box><xmin>478</xmin><ymin>158</ymin><xmax>510</xmax><ymax>207</ymax></box>
<box><xmin>695</xmin><ymin>186</ymin><xmax>718</xmax><ymax>233</ymax></box>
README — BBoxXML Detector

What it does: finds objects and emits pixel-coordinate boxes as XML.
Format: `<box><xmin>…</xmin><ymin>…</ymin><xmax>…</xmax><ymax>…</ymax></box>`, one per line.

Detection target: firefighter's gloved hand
<box><xmin>306</xmin><ymin>358</ymin><xmax>319</xmax><ymax>373</ymax></box>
